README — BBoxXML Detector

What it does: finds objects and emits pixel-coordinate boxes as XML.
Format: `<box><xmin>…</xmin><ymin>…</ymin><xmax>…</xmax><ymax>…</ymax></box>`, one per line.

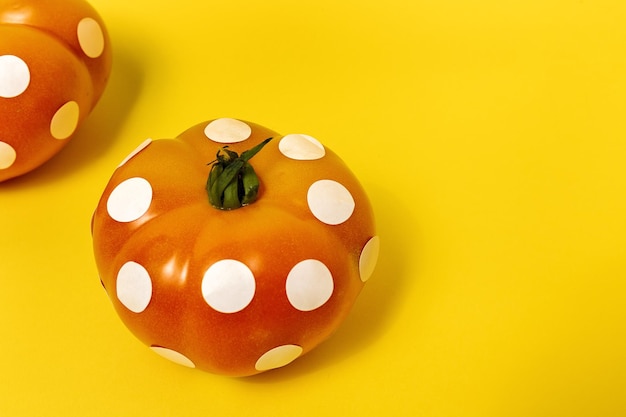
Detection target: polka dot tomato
<box><xmin>91</xmin><ymin>118</ymin><xmax>380</xmax><ymax>376</ymax></box>
<box><xmin>0</xmin><ymin>0</ymin><xmax>112</xmax><ymax>182</ymax></box>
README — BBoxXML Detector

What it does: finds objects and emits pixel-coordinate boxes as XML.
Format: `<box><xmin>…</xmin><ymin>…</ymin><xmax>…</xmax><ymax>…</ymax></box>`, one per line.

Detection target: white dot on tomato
<box><xmin>77</xmin><ymin>17</ymin><xmax>105</xmax><ymax>58</ymax></box>
<box><xmin>204</xmin><ymin>118</ymin><xmax>252</xmax><ymax>143</ymax></box>
<box><xmin>255</xmin><ymin>345</ymin><xmax>303</xmax><ymax>372</ymax></box>
<box><xmin>151</xmin><ymin>346</ymin><xmax>195</xmax><ymax>368</ymax></box>
<box><xmin>286</xmin><ymin>259</ymin><xmax>334</xmax><ymax>311</ymax></box>
<box><xmin>0</xmin><ymin>141</ymin><xmax>17</xmax><ymax>170</ymax></box>
<box><xmin>279</xmin><ymin>134</ymin><xmax>325</xmax><ymax>160</ymax></box>
<box><xmin>118</xmin><ymin>139</ymin><xmax>152</xmax><ymax>167</ymax></box>
<box><xmin>107</xmin><ymin>177</ymin><xmax>153</xmax><ymax>222</ymax></box>
<box><xmin>359</xmin><ymin>236</ymin><xmax>380</xmax><ymax>282</ymax></box>
<box><xmin>201</xmin><ymin>260</ymin><xmax>256</xmax><ymax>313</ymax></box>
<box><xmin>50</xmin><ymin>101</ymin><xmax>80</xmax><ymax>140</ymax></box>
<box><xmin>116</xmin><ymin>261</ymin><xmax>153</xmax><ymax>313</ymax></box>
<box><xmin>307</xmin><ymin>180</ymin><xmax>355</xmax><ymax>225</ymax></box>
<box><xmin>0</xmin><ymin>55</ymin><xmax>30</xmax><ymax>98</ymax></box>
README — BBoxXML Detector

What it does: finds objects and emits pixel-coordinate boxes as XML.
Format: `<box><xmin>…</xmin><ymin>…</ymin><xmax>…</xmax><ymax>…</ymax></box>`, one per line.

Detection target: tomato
<box><xmin>0</xmin><ymin>0</ymin><xmax>112</xmax><ymax>182</ymax></box>
<box><xmin>91</xmin><ymin>118</ymin><xmax>380</xmax><ymax>376</ymax></box>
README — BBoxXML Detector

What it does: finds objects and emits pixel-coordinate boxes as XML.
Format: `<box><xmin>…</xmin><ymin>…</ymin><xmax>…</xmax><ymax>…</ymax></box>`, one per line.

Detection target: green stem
<box><xmin>206</xmin><ymin>137</ymin><xmax>272</xmax><ymax>210</ymax></box>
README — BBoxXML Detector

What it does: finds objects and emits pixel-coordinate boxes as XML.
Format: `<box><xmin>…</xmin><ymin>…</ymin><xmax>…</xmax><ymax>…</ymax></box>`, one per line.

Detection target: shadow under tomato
<box><xmin>241</xmin><ymin>182</ymin><xmax>417</xmax><ymax>383</ymax></box>
<box><xmin>0</xmin><ymin>43</ymin><xmax>144</xmax><ymax>188</ymax></box>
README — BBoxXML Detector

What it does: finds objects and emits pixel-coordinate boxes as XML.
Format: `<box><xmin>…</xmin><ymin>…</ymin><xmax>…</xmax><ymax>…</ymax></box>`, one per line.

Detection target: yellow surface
<box><xmin>2</xmin><ymin>0</ymin><xmax>626</xmax><ymax>415</ymax></box>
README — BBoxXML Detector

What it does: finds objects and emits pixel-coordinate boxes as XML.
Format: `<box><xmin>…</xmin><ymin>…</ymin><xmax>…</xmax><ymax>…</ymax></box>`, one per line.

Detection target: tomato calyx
<box><xmin>206</xmin><ymin>137</ymin><xmax>273</xmax><ymax>210</ymax></box>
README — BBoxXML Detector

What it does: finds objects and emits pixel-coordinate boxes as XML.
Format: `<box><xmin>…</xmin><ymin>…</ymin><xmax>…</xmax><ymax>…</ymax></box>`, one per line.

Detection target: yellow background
<box><xmin>2</xmin><ymin>0</ymin><xmax>626</xmax><ymax>415</ymax></box>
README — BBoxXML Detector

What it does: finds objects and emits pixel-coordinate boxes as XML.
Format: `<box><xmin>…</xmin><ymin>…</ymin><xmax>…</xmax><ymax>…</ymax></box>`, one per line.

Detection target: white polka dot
<box><xmin>77</xmin><ymin>17</ymin><xmax>105</xmax><ymax>58</ymax></box>
<box><xmin>0</xmin><ymin>141</ymin><xmax>17</xmax><ymax>169</ymax></box>
<box><xmin>118</xmin><ymin>139</ymin><xmax>152</xmax><ymax>167</ymax></box>
<box><xmin>0</xmin><ymin>55</ymin><xmax>30</xmax><ymax>98</ymax></box>
<box><xmin>107</xmin><ymin>177</ymin><xmax>153</xmax><ymax>222</ymax></box>
<box><xmin>279</xmin><ymin>134</ymin><xmax>325</xmax><ymax>160</ymax></box>
<box><xmin>307</xmin><ymin>180</ymin><xmax>355</xmax><ymax>225</ymax></box>
<box><xmin>255</xmin><ymin>345</ymin><xmax>303</xmax><ymax>372</ymax></box>
<box><xmin>151</xmin><ymin>346</ymin><xmax>196</xmax><ymax>368</ymax></box>
<box><xmin>359</xmin><ymin>236</ymin><xmax>380</xmax><ymax>282</ymax></box>
<box><xmin>50</xmin><ymin>101</ymin><xmax>80</xmax><ymax>140</ymax></box>
<box><xmin>202</xmin><ymin>260</ymin><xmax>256</xmax><ymax>313</ymax></box>
<box><xmin>286</xmin><ymin>259</ymin><xmax>334</xmax><ymax>311</ymax></box>
<box><xmin>204</xmin><ymin>118</ymin><xmax>252</xmax><ymax>143</ymax></box>
<box><xmin>116</xmin><ymin>261</ymin><xmax>152</xmax><ymax>313</ymax></box>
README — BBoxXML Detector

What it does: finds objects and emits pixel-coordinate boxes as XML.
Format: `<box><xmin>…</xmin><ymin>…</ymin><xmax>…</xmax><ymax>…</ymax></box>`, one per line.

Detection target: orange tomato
<box><xmin>0</xmin><ymin>0</ymin><xmax>112</xmax><ymax>182</ymax></box>
<box><xmin>91</xmin><ymin>118</ymin><xmax>380</xmax><ymax>376</ymax></box>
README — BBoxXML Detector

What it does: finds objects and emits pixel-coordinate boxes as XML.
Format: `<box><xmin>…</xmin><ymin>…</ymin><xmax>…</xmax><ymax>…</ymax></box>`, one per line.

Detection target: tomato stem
<box><xmin>206</xmin><ymin>137</ymin><xmax>272</xmax><ymax>210</ymax></box>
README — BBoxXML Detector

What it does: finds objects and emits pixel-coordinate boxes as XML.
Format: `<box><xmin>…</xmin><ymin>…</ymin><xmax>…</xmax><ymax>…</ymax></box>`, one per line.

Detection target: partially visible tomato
<box><xmin>92</xmin><ymin>118</ymin><xmax>380</xmax><ymax>376</ymax></box>
<box><xmin>0</xmin><ymin>0</ymin><xmax>112</xmax><ymax>182</ymax></box>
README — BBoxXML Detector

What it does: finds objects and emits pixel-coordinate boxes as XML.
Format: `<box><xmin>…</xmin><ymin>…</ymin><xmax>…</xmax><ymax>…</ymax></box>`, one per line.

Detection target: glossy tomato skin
<box><xmin>0</xmin><ymin>0</ymin><xmax>112</xmax><ymax>182</ymax></box>
<box><xmin>92</xmin><ymin>119</ymin><xmax>379</xmax><ymax>376</ymax></box>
